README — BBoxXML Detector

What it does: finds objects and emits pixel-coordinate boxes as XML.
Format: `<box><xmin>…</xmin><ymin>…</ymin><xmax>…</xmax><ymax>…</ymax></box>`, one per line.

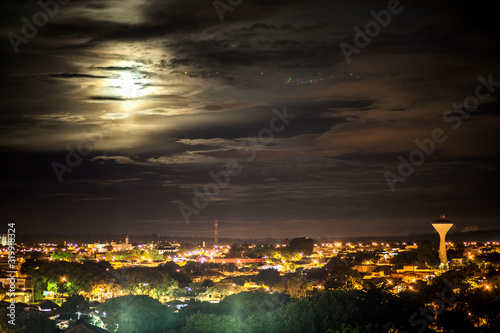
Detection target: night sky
<box><xmin>1</xmin><ymin>0</ymin><xmax>499</xmax><ymax>238</ymax></box>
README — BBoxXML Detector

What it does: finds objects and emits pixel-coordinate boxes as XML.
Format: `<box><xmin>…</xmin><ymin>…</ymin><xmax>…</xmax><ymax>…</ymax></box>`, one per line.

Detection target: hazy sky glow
<box><xmin>1</xmin><ymin>0</ymin><xmax>499</xmax><ymax>238</ymax></box>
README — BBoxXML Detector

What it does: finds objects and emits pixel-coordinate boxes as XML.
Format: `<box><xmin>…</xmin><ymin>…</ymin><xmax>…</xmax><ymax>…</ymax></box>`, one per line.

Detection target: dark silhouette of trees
<box><xmin>287</xmin><ymin>237</ymin><xmax>315</xmax><ymax>255</ymax></box>
<box><xmin>21</xmin><ymin>259</ymin><xmax>113</xmax><ymax>300</ymax></box>
<box><xmin>436</xmin><ymin>311</ymin><xmax>475</xmax><ymax>333</ymax></box>
<box><xmin>97</xmin><ymin>295</ymin><xmax>177</xmax><ymax>333</ymax></box>
<box><xmin>272</xmin><ymin>273</ymin><xmax>309</xmax><ymax>298</ymax></box>
<box><xmin>391</xmin><ymin>250</ymin><xmax>418</xmax><ymax>268</ymax></box>
<box><xmin>227</xmin><ymin>243</ymin><xmax>243</xmax><ymax>258</ymax></box>
<box><xmin>115</xmin><ymin>267</ymin><xmax>178</xmax><ymax>298</ymax></box>
<box><xmin>0</xmin><ymin>307</ymin><xmax>57</xmax><ymax>333</ymax></box>
<box><xmin>60</xmin><ymin>294</ymin><xmax>88</xmax><ymax>314</ymax></box>
<box><xmin>417</xmin><ymin>241</ymin><xmax>440</xmax><ymax>268</ymax></box>
<box><xmin>258</xmin><ymin>268</ymin><xmax>281</xmax><ymax>288</ymax></box>
<box><xmin>201</xmin><ymin>279</ymin><xmax>215</xmax><ymax>288</ymax></box>
<box><xmin>353</xmin><ymin>251</ymin><xmax>378</xmax><ymax>265</ymax></box>
<box><xmin>323</xmin><ymin>257</ymin><xmax>360</xmax><ymax>289</ymax></box>
<box><xmin>219</xmin><ymin>291</ymin><xmax>289</xmax><ymax>321</ymax></box>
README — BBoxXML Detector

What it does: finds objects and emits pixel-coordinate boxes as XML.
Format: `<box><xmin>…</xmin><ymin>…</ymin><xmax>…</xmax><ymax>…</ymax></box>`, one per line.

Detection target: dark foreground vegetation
<box><xmin>2</xmin><ymin>266</ymin><xmax>499</xmax><ymax>333</ymax></box>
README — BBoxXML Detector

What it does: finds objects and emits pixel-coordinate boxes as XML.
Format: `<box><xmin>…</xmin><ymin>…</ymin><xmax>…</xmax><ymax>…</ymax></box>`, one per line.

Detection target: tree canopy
<box><xmin>287</xmin><ymin>237</ymin><xmax>315</xmax><ymax>255</ymax></box>
<box><xmin>97</xmin><ymin>295</ymin><xmax>177</xmax><ymax>333</ymax></box>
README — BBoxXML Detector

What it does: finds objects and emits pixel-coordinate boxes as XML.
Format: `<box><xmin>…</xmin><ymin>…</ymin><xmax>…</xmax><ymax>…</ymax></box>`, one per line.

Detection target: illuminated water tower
<box><xmin>431</xmin><ymin>215</ymin><xmax>454</xmax><ymax>267</ymax></box>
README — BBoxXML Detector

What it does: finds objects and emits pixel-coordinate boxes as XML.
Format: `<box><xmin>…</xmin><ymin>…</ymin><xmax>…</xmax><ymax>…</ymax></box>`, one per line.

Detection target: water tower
<box><xmin>431</xmin><ymin>215</ymin><xmax>453</xmax><ymax>267</ymax></box>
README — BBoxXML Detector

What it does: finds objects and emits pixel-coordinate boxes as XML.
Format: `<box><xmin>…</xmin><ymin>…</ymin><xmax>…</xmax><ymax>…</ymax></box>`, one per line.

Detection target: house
<box><xmin>0</xmin><ymin>274</ymin><xmax>31</xmax><ymax>290</ymax></box>
<box><xmin>156</xmin><ymin>243</ymin><xmax>179</xmax><ymax>254</ymax></box>
<box><xmin>63</xmin><ymin>323</ymin><xmax>110</xmax><ymax>333</ymax></box>
<box><xmin>38</xmin><ymin>300</ymin><xmax>60</xmax><ymax>312</ymax></box>
<box><xmin>88</xmin><ymin>301</ymin><xmax>100</xmax><ymax>310</ymax></box>
<box><xmin>353</xmin><ymin>265</ymin><xmax>377</xmax><ymax>273</ymax></box>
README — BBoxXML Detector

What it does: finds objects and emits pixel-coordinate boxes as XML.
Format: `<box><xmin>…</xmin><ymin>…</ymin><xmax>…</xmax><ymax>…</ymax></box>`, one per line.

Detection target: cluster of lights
<box><xmin>5</xmin><ymin>236</ymin><xmax>496</xmax><ymax>302</ymax></box>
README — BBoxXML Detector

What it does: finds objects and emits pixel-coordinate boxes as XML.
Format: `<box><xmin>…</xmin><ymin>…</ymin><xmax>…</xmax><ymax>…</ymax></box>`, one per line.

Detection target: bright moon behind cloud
<box><xmin>0</xmin><ymin>0</ymin><xmax>499</xmax><ymax>236</ymax></box>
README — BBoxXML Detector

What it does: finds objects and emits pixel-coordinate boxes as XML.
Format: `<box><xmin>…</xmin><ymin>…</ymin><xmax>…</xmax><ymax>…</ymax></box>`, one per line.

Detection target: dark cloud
<box><xmin>0</xmin><ymin>0</ymin><xmax>499</xmax><ymax>237</ymax></box>
<box><xmin>50</xmin><ymin>73</ymin><xmax>110</xmax><ymax>79</ymax></box>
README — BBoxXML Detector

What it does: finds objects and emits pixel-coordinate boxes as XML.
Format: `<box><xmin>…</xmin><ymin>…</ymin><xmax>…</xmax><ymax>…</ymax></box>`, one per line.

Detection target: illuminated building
<box><xmin>431</xmin><ymin>215</ymin><xmax>454</xmax><ymax>267</ymax></box>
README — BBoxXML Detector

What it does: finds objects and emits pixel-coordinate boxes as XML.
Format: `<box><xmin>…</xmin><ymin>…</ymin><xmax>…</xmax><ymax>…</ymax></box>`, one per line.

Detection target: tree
<box><xmin>169</xmin><ymin>271</ymin><xmax>192</xmax><ymax>285</ymax></box>
<box><xmin>205</xmin><ymin>283</ymin><xmax>242</xmax><ymax>299</ymax></box>
<box><xmin>46</xmin><ymin>280</ymin><xmax>60</xmax><ymax>300</ymax></box>
<box><xmin>272</xmin><ymin>273</ymin><xmax>308</xmax><ymax>298</ymax></box>
<box><xmin>51</xmin><ymin>250</ymin><xmax>73</xmax><ymax>261</ymax></box>
<box><xmin>158</xmin><ymin>262</ymin><xmax>192</xmax><ymax>285</ymax></box>
<box><xmin>486</xmin><ymin>252</ymin><xmax>500</xmax><ymax>264</ymax></box>
<box><xmin>258</xmin><ymin>269</ymin><xmax>281</xmax><ymax>288</ymax></box>
<box><xmin>436</xmin><ymin>310</ymin><xmax>475</xmax><ymax>333</ymax></box>
<box><xmin>275</xmin><ymin>299</ymin><xmax>316</xmax><ymax>333</ymax></box>
<box><xmin>390</xmin><ymin>251</ymin><xmax>417</xmax><ymax>269</ymax></box>
<box><xmin>0</xmin><ymin>307</ymin><xmax>25</xmax><ymax>333</ymax></box>
<box><xmin>251</xmin><ymin>244</ymin><xmax>276</xmax><ymax>258</ymax></box>
<box><xmin>26</xmin><ymin>251</ymin><xmax>46</xmax><ymax>260</ymax></box>
<box><xmin>148</xmin><ymin>249</ymin><xmax>164</xmax><ymax>261</ymax></box>
<box><xmin>448</xmin><ymin>242</ymin><xmax>465</xmax><ymax>259</ymax></box>
<box><xmin>222</xmin><ymin>263</ymin><xmax>239</xmax><ymax>272</ymax></box>
<box><xmin>287</xmin><ymin>238</ymin><xmax>315</xmax><ymax>255</ymax></box>
<box><xmin>97</xmin><ymin>295</ymin><xmax>177</xmax><ymax>333</ymax></box>
<box><xmin>417</xmin><ymin>240</ymin><xmax>440</xmax><ymax>268</ymax></box>
<box><xmin>353</xmin><ymin>251</ymin><xmax>377</xmax><ymax>265</ymax></box>
<box><xmin>179</xmin><ymin>242</ymin><xmax>198</xmax><ymax>252</ymax></box>
<box><xmin>90</xmin><ymin>271</ymin><xmax>121</xmax><ymax>300</ymax></box>
<box><xmin>201</xmin><ymin>279</ymin><xmax>215</xmax><ymax>288</ymax></box>
<box><xmin>115</xmin><ymin>267</ymin><xmax>178</xmax><ymax>298</ymax></box>
<box><xmin>21</xmin><ymin>259</ymin><xmax>114</xmax><ymax>300</ymax></box>
<box><xmin>22</xmin><ymin>316</ymin><xmax>58</xmax><ymax>333</ymax></box>
<box><xmin>186</xmin><ymin>313</ymin><xmax>247</xmax><ymax>332</ymax></box>
<box><xmin>308</xmin><ymin>290</ymin><xmax>362</xmax><ymax>331</ymax></box>
<box><xmin>227</xmin><ymin>243</ymin><xmax>242</xmax><ymax>258</ymax></box>
<box><xmin>307</xmin><ymin>267</ymin><xmax>329</xmax><ymax>281</ymax></box>
<box><xmin>0</xmin><ymin>307</ymin><xmax>57</xmax><ymax>333</ymax></box>
<box><xmin>219</xmin><ymin>291</ymin><xmax>289</xmax><ymax>321</ymax></box>
<box><xmin>61</xmin><ymin>294</ymin><xmax>88</xmax><ymax>314</ymax></box>
<box><xmin>324</xmin><ymin>257</ymin><xmax>359</xmax><ymax>290</ymax></box>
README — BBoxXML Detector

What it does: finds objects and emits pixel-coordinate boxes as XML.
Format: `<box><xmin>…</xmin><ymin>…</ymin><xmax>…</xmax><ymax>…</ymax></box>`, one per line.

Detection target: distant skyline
<box><xmin>15</xmin><ymin>226</ymin><xmax>500</xmax><ymax>246</ymax></box>
<box><xmin>1</xmin><ymin>0</ymin><xmax>499</xmax><ymax>238</ymax></box>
